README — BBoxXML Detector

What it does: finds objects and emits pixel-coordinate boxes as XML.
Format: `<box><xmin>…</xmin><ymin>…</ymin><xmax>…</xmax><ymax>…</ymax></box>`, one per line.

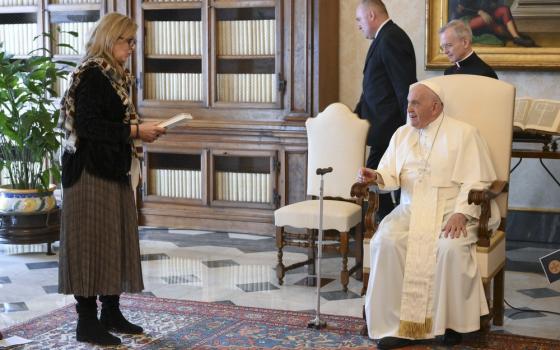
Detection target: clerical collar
<box><xmin>418</xmin><ymin>113</ymin><xmax>444</xmax><ymax>141</ymax></box>
<box><xmin>455</xmin><ymin>50</ymin><xmax>474</xmax><ymax>68</ymax></box>
<box><xmin>417</xmin><ymin>113</ymin><xmax>445</xmax><ymax>170</ymax></box>
<box><xmin>374</xmin><ymin>18</ymin><xmax>391</xmax><ymax>39</ymax></box>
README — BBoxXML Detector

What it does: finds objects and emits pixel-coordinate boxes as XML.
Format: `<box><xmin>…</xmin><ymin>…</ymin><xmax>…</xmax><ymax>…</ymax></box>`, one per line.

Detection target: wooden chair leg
<box><xmin>340</xmin><ymin>231</ymin><xmax>349</xmax><ymax>292</ymax></box>
<box><xmin>481</xmin><ymin>279</ymin><xmax>492</xmax><ymax>333</ymax></box>
<box><xmin>275</xmin><ymin>226</ymin><xmax>285</xmax><ymax>285</ymax></box>
<box><xmin>354</xmin><ymin>225</ymin><xmax>363</xmax><ymax>281</ymax></box>
<box><xmin>493</xmin><ymin>267</ymin><xmax>505</xmax><ymax>326</ymax></box>
<box><xmin>361</xmin><ymin>272</ymin><xmax>369</xmax><ymax>296</ymax></box>
<box><xmin>360</xmin><ymin>305</ymin><xmax>368</xmax><ymax>336</ymax></box>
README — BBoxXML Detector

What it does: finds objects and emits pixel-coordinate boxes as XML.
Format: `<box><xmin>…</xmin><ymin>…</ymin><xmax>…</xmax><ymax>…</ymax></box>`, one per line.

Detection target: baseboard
<box><xmin>505</xmin><ymin>210</ymin><xmax>560</xmax><ymax>243</ymax></box>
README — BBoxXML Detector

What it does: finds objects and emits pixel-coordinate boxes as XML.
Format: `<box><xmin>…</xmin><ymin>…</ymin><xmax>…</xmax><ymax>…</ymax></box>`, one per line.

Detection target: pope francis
<box><xmin>357</xmin><ymin>81</ymin><xmax>500</xmax><ymax>349</ymax></box>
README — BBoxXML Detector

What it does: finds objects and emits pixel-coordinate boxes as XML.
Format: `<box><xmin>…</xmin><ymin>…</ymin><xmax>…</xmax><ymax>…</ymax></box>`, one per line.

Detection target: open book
<box><xmin>514</xmin><ymin>98</ymin><xmax>560</xmax><ymax>135</ymax></box>
<box><xmin>157</xmin><ymin>113</ymin><xmax>193</xmax><ymax>129</ymax></box>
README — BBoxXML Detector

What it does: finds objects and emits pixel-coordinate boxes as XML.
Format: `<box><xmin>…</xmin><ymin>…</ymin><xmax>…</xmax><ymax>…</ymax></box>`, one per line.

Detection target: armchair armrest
<box><xmin>468</xmin><ymin>180</ymin><xmax>508</xmax><ymax>247</ymax></box>
<box><xmin>351</xmin><ymin>181</ymin><xmax>379</xmax><ymax>239</ymax></box>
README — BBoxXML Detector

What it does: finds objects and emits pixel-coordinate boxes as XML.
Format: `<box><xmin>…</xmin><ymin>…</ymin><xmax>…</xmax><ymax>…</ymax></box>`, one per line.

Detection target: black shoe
<box><xmin>376</xmin><ymin>337</ymin><xmax>412</xmax><ymax>349</ymax></box>
<box><xmin>513</xmin><ymin>36</ymin><xmax>535</xmax><ymax>47</ymax></box>
<box><xmin>441</xmin><ymin>329</ymin><xmax>463</xmax><ymax>346</ymax></box>
<box><xmin>100</xmin><ymin>295</ymin><xmax>144</xmax><ymax>334</ymax></box>
<box><xmin>76</xmin><ymin>319</ymin><xmax>122</xmax><ymax>346</ymax></box>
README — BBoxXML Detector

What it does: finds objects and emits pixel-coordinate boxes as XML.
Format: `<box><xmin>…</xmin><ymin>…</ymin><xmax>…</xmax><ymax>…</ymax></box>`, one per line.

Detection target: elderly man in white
<box><xmin>358</xmin><ymin>81</ymin><xmax>500</xmax><ymax>349</ymax></box>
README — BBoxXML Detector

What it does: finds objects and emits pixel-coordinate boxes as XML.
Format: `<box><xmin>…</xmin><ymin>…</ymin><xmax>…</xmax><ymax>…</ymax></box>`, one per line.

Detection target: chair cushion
<box><xmin>476</xmin><ymin>230</ymin><xmax>506</xmax><ymax>279</ymax></box>
<box><xmin>274</xmin><ymin>200</ymin><xmax>362</xmax><ymax>232</ymax></box>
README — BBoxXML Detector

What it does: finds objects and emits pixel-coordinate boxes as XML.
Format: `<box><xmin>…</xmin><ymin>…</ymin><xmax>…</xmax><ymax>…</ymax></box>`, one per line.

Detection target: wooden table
<box><xmin>511</xmin><ymin>146</ymin><xmax>559</xmax><ymax>187</ymax></box>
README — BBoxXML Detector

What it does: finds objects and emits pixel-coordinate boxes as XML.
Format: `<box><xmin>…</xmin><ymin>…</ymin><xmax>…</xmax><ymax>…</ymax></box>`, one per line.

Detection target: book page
<box><xmin>524</xmin><ymin>99</ymin><xmax>560</xmax><ymax>134</ymax></box>
<box><xmin>158</xmin><ymin>113</ymin><xmax>193</xmax><ymax>129</ymax></box>
<box><xmin>513</xmin><ymin>97</ymin><xmax>532</xmax><ymax>129</ymax></box>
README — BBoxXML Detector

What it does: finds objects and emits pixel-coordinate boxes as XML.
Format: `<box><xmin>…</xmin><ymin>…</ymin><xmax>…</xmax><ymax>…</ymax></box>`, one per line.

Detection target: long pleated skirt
<box><xmin>58</xmin><ymin>170</ymin><xmax>144</xmax><ymax>296</ymax></box>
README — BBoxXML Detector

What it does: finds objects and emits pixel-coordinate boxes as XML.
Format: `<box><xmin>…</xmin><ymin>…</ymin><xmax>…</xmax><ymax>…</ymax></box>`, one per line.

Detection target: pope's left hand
<box><xmin>442</xmin><ymin>213</ymin><xmax>467</xmax><ymax>239</ymax></box>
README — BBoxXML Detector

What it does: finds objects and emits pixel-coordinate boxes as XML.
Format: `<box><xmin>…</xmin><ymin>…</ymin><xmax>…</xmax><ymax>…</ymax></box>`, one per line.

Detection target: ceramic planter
<box><xmin>0</xmin><ymin>185</ymin><xmax>57</xmax><ymax>213</ymax></box>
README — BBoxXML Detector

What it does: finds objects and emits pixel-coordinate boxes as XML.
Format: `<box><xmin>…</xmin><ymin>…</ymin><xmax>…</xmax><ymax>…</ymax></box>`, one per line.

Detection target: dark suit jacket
<box><xmin>444</xmin><ymin>52</ymin><xmax>498</xmax><ymax>79</ymax></box>
<box><xmin>355</xmin><ymin>20</ymin><xmax>417</xmax><ymax>154</ymax></box>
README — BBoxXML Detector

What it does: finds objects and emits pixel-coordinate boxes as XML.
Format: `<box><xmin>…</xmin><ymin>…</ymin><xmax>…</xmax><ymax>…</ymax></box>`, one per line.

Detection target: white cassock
<box><xmin>365</xmin><ymin>113</ymin><xmax>501</xmax><ymax>340</ymax></box>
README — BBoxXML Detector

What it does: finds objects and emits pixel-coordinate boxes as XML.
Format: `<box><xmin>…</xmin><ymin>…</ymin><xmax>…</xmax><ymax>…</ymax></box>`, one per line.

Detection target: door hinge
<box><xmin>272</xmin><ymin>156</ymin><xmax>281</xmax><ymax>172</ymax></box>
<box><xmin>277</xmin><ymin>73</ymin><xmax>286</xmax><ymax>93</ymax></box>
<box><xmin>273</xmin><ymin>190</ymin><xmax>281</xmax><ymax>208</ymax></box>
<box><xmin>136</xmin><ymin>75</ymin><xmax>143</xmax><ymax>90</ymax></box>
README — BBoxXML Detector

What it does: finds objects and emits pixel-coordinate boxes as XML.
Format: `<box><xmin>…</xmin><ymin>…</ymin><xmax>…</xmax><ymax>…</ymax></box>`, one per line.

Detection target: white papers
<box><xmin>157</xmin><ymin>113</ymin><xmax>193</xmax><ymax>129</ymax></box>
<box><xmin>0</xmin><ymin>336</ymin><xmax>33</xmax><ymax>348</ymax></box>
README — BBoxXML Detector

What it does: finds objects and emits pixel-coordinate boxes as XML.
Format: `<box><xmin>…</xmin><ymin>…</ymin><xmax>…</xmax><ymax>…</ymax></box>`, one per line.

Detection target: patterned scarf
<box><xmin>57</xmin><ymin>57</ymin><xmax>142</xmax><ymax>158</ymax></box>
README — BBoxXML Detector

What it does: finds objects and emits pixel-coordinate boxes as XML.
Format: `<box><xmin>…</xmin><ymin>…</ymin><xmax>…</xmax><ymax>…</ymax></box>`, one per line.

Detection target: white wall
<box><xmin>339</xmin><ymin>0</ymin><xmax>560</xmax><ymax>210</ymax></box>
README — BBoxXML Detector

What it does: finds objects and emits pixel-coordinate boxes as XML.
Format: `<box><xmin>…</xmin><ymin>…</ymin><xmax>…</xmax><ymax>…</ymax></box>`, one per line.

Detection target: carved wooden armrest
<box><xmin>351</xmin><ymin>181</ymin><xmax>379</xmax><ymax>239</ymax></box>
<box><xmin>467</xmin><ymin>180</ymin><xmax>508</xmax><ymax>247</ymax></box>
<box><xmin>351</xmin><ymin>181</ymin><xmax>374</xmax><ymax>199</ymax></box>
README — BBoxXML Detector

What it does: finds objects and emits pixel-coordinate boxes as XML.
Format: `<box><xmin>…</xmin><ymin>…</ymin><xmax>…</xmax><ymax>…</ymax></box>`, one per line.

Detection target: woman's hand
<box><xmin>356</xmin><ymin>167</ymin><xmax>377</xmax><ymax>184</ymax></box>
<box><xmin>134</xmin><ymin>122</ymin><xmax>166</xmax><ymax>143</ymax></box>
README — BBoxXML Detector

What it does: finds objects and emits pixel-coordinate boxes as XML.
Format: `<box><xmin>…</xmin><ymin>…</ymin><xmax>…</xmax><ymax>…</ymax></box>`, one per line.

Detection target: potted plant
<box><xmin>0</xmin><ymin>34</ymin><xmax>75</xmax><ymax>212</ymax></box>
<box><xmin>0</xmin><ymin>33</ymin><xmax>75</xmax><ymax>253</ymax></box>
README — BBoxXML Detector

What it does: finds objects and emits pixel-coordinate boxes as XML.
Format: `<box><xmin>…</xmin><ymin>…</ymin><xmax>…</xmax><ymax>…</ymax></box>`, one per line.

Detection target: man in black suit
<box><xmin>440</xmin><ymin>20</ymin><xmax>498</xmax><ymax>79</ymax></box>
<box><xmin>354</xmin><ymin>0</ymin><xmax>417</xmax><ymax>220</ymax></box>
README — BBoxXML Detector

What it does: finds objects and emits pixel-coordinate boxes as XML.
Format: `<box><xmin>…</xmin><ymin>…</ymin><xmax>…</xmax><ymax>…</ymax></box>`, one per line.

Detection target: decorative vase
<box><xmin>0</xmin><ymin>185</ymin><xmax>57</xmax><ymax>214</ymax></box>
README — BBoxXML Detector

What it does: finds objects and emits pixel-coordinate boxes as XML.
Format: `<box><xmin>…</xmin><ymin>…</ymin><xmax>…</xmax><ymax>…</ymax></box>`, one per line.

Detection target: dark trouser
<box><xmin>366</xmin><ymin>147</ymin><xmax>399</xmax><ymax>222</ymax></box>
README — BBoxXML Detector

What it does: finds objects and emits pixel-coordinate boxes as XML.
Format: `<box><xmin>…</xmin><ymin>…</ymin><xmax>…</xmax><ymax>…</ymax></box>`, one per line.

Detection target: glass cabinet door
<box><xmin>46</xmin><ymin>0</ymin><xmax>103</xmax><ymax>95</ymax></box>
<box><xmin>212</xmin><ymin>2</ymin><xmax>280</xmax><ymax>108</ymax></box>
<box><xmin>141</xmin><ymin>2</ymin><xmax>204</xmax><ymax>106</ymax></box>
<box><xmin>211</xmin><ymin>150</ymin><xmax>277</xmax><ymax>208</ymax></box>
<box><xmin>0</xmin><ymin>7</ymin><xmax>39</xmax><ymax>58</ymax></box>
<box><xmin>145</xmin><ymin>152</ymin><xmax>203</xmax><ymax>202</ymax></box>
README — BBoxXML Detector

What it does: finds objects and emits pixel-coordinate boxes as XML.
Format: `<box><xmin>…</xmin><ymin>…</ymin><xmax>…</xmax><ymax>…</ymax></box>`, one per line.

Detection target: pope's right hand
<box><xmin>357</xmin><ymin>167</ymin><xmax>377</xmax><ymax>184</ymax></box>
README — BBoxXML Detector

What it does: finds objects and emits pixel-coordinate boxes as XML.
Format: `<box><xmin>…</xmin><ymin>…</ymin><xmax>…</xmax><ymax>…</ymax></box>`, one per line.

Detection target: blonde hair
<box><xmin>84</xmin><ymin>12</ymin><xmax>137</xmax><ymax>77</ymax></box>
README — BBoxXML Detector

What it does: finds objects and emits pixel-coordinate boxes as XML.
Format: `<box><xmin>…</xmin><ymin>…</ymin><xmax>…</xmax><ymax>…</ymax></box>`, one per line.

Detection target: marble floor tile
<box><xmin>25</xmin><ymin>261</ymin><xmax>58</xmax><ymax>270</ymax></box>
<box><xmin>0</xmin><ymin>302</ymin><xmax>28</xmax><ymax>313</ymax></box>
<box><xmin>236</xmin><ymin>281</ymin><xmax>280</xmax><ymax>293</ymax></box>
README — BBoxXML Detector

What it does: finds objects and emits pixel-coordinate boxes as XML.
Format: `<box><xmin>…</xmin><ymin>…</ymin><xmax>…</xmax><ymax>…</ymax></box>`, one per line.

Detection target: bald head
<box><xmin>356</xmin><ymin>0</ymin><xmax>389</xmax><ymax>39</ymax></box>
<box><xmin>361</xmin><ymin>0</ymin><xmax>388</xmax><ymax>15</ymax></box>
<box><xmin>407</xmin><ymin>84</ymin><xmax>444</xmax><ymax>129</ymax></box>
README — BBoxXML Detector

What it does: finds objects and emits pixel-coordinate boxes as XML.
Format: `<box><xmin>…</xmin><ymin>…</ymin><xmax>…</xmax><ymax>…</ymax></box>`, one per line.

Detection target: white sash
<box><xmin>398</xmin><ymin>172</ymin><xmax>439</xmax><ymax>338</ymax></box>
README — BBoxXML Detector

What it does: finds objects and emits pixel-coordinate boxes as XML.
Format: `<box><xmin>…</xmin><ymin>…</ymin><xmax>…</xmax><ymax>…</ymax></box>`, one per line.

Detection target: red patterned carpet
<box><xmin>1</xmin><ymin>294</ymin><xmax>559</xmax><ymax>349</ymax></box>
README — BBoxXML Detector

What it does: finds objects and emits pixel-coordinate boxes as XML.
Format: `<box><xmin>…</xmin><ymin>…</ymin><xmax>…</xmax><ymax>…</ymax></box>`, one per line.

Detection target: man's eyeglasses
<box><xmin>440</xmin><ymin>43</ymin><xmax>454</xmax><ymax>51</ymax></box>
<box><xmin>119</xmin><ymin>37</ymin><xmax>137</xmax><ymax>48</ymax></box>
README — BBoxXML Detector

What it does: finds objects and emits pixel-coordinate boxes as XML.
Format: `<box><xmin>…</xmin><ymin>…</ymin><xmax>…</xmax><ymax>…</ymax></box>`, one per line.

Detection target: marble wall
<box><xmin>339</xmin><ymin>0</ymin><xmax>560</xmax><ymax>210</ymax></box>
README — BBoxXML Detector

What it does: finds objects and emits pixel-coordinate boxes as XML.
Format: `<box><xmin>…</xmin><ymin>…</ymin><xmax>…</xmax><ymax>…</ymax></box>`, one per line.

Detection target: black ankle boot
<box><xmin>100</xmin><ymin>295</ymin><xmax>143</xmax><ymax>334</ymax></box>
<box><xmin>75</xmin><ymin>296</ymin><xmax>121</xmax><ymax>346</ymax></box>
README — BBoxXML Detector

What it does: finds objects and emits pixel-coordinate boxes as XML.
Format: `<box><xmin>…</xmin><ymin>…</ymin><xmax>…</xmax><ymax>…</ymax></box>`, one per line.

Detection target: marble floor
<box><xmin>0</xmin><ymin>228</ymin><xmax>559</xmax><ymax>342</ymax></box>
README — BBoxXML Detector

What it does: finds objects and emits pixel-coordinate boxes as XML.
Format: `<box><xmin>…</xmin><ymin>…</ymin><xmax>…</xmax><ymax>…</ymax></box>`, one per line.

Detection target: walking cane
<box><xmin>307</xmin><ymin>166</ymin><xmax>333</xmax><ymax>330</ymax></box>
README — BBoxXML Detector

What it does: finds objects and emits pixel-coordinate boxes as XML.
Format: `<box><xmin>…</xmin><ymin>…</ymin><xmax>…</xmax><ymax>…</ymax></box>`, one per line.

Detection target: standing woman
<box><xmin>57</xmin><ymin>13</ymin><xmax>165</xmax><ymax>346</ymax></box>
